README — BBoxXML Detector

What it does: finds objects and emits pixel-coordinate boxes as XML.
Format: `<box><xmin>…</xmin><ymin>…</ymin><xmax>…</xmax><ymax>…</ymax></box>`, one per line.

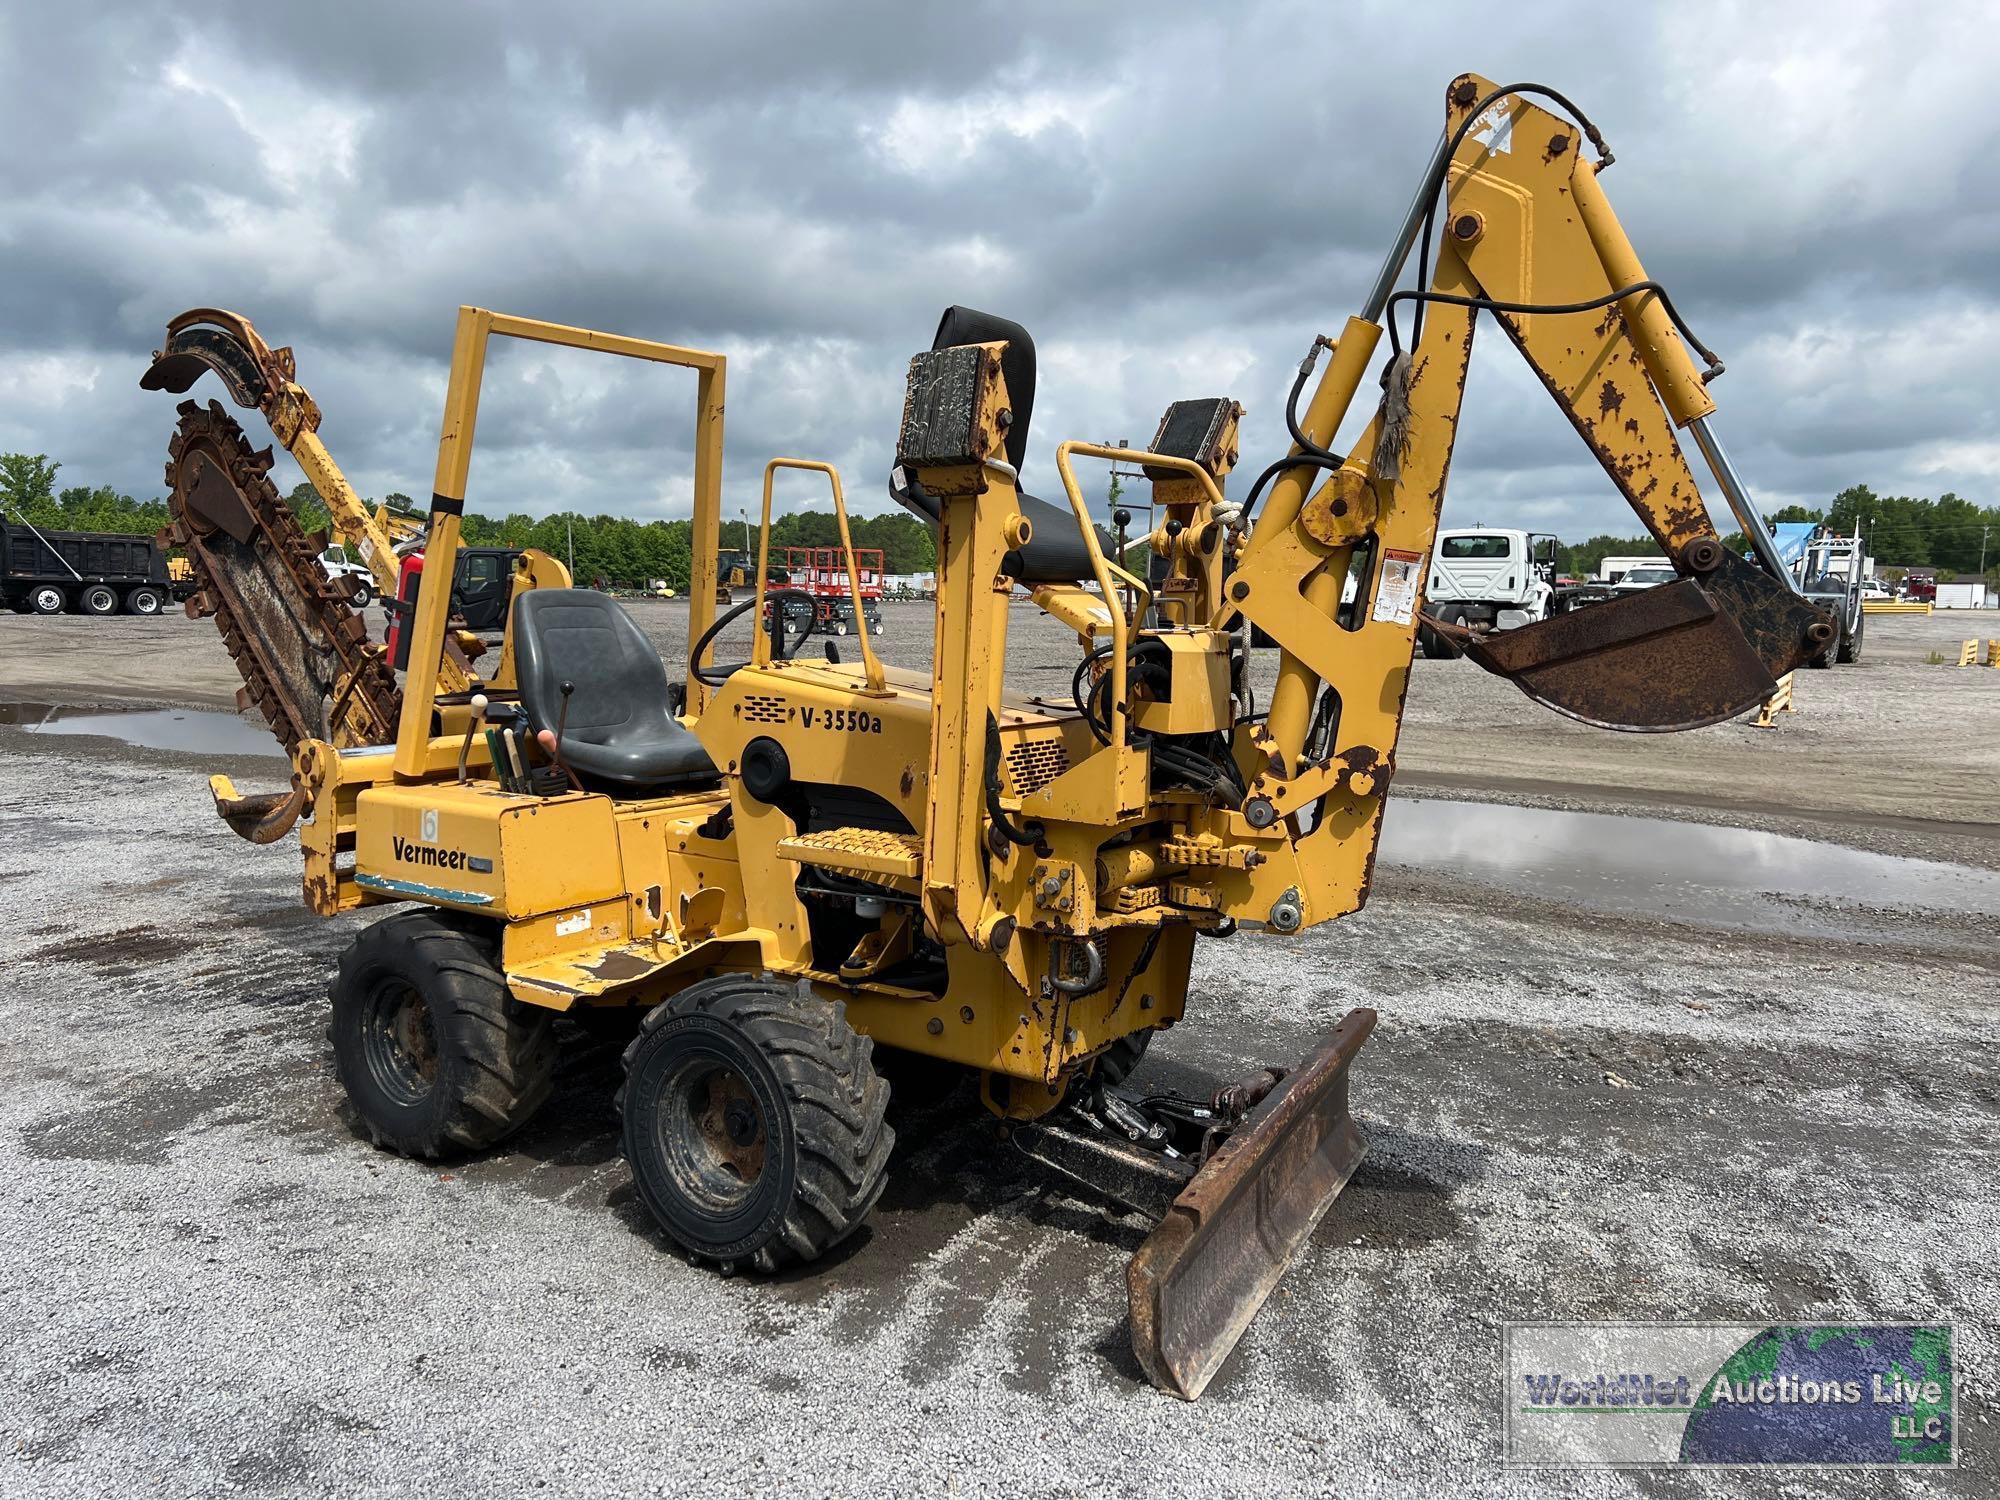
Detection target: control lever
<box><xmin>456</xmin><ymin>692</ymin><xmax>488</xmax><ymax>783</ymax></box>
<box><xmin>535</xmin><ymin>680</ymin><xmax>584</xmax><ymax>793</ymax></box>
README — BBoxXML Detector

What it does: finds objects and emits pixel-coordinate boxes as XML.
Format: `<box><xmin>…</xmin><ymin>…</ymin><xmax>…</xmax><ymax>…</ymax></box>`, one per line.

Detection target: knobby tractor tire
<box><xmin>1096</xmin><ymin>1028</ymin><xmax>1152</xmax><ymax>1087</ymax></box>
<box><xmin>330</xmin><ymin>911</ymin><xmax>557</xmax><ymax>1157</ymax></box>
<box><xmin>1838</xmin><ymin>609</ymin><xmax>1864</xmax><ymax>664</ymax></box>
<box><xmin>620</xmin><ymin>974</ymin><xmax>893</xmax><ymax>1273</ymax></box>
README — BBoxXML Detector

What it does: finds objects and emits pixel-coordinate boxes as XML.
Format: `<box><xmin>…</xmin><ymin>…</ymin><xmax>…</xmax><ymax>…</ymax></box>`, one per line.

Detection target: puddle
<box><xmin>1380</xmin><ymin>798</ymin><xmax>2000</xmax><ymax>929</ymax></box>
<box><xmin>0</xmin><ymin>701</ymin><xmax>281</xmax><ymax>758</ymax></box>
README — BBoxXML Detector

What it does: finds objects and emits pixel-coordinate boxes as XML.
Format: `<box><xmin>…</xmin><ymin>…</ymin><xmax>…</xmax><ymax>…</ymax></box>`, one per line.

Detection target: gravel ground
<box><xmin>1</xmin><ymin>602</ymin><xmax>1996</xmax><ymax>1495</ymax></box>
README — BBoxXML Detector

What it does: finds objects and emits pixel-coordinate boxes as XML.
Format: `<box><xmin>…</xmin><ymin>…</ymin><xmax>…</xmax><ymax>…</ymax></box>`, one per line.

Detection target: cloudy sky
<box><xmin>2</xmin><ymin>1</ymin><xmax>1993</xmax><ymax>541</ymax></box>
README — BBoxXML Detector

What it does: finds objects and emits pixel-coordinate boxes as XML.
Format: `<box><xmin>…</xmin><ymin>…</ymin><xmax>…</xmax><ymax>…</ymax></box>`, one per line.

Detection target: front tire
<box><xmin>330</xmin><ymin>912</ymin><xmax>557</xmax><ymax>1157</ymax></box>
<box><xmin>29</xmin><ymin>585</ymin><xmax>66</xmax><ymax>615</ymax></box>
<box><xmin>621</xmin><ymin>975</ymin><xmax>892</xmax><ymax>1272</ymax></box>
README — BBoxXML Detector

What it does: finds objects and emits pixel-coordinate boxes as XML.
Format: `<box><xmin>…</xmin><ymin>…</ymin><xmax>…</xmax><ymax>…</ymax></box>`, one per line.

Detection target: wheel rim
<box><xmin>361</xmin><ymin>979</ymin><xmax>439</xmax><ymax>1106</ymax></box>
<box><xmin>655</xmin><ymin>1051</ymin><xmax>769</xmax><ymax>1213</ymax></box>
<box><xmin>134</xmin><ymin>592</ymin><xmax>160</xmax><ymax>614</ymax></box>
<box><xmin>88</xmin><ymin>588</ymin><xmax>114</xmax><ymax>612</ymax></box>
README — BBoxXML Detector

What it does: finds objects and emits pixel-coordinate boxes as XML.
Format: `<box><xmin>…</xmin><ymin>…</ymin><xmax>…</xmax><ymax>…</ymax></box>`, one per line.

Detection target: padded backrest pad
<box><xmin>513</xmin><ymin>589</ymin><xmax>668</xmax><ymax>739</ymax></box>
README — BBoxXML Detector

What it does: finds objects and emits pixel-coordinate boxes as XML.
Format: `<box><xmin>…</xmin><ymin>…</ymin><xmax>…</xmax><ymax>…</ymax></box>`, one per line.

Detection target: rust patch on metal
<box><xmin>1437</xmin><ymin>553</ymin><xmax>1830</xmax><ymax>731</ymax></box>
<box><xmin>1128</xmin><ymin>1009</ymin><xmax>1377</xmax><ymax>1400</ymax></box>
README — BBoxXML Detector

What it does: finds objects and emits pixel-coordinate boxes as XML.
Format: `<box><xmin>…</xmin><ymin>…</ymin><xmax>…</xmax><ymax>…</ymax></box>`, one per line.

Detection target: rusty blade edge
<box><xmin>1127</xmin><ymin>1007</ymin><xmax>1377</xmax><ymax>1401</ymax></box>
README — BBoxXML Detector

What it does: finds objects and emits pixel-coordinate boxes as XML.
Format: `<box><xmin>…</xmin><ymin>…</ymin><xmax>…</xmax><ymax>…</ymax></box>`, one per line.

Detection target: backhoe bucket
<box><xmin>1436</xmin><ymin>553</ymin><xmax>1834</xmax><ymax>732</ymax></box>
<box><xmin>1128</xmin><ymin>1007</ymin><xmax>1376</xmax><ymax>1400</ymax></box>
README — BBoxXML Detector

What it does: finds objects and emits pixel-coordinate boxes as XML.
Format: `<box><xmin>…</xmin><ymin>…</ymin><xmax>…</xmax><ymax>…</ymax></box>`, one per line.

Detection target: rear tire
<box><xmin>620</xmin><ymin>974</ymin><xmax>892</xmax><ymax>1272</ymax></box>
<box><xmin>125</xmin><ymin>586</ymin><xmax>166</xmax><ymax>616</ymax></box>
<box><xmin>79</xmin><ymin>584</ymin><xmax>120</xmax><ymax>616</ymax></box>
<box><xmin>1837</xmin><ymin>610</ymin><xmax>1863</xmax><ymax>664</ymax></box>
<box><xmin>29</xmin><ymin>585</ymin><xmax>66</xmax><ymax>615</ymax></box>
<box><xmin>330</xmin><ymin>912</ymin><xmax>557</xmax><ymax>1157</ymax></box>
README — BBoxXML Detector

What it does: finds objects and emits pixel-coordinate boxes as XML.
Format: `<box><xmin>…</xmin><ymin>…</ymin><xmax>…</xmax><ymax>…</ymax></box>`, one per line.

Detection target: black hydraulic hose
<box><xmin>1384</xmin><ymin>281</ymin><xmax>1725</xmax><ymax>379</ymax></box>
<box><xmin>984</xmin><ymin>713</ymin><xmax>1044</xmax><ymax>848</ymax></box>
<box><xmin>1411</xmin><ymin>83</ymin><xmax>1611</xmax><ymax>348</ymax></box>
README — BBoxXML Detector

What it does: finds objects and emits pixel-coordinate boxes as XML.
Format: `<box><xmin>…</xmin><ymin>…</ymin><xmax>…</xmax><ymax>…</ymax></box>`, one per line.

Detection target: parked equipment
<box><xmin>1770</xmin><ymin>522</ymin><xmax>1867</xmax><ymax>666</ymax></box>
<box><xmin>1</xmin><ymin>521</ymin><xmax>184</xmax><ymax>616</ymax></box>
<box><xmin>152</xmin><ymin>76</ymin><xmax>1831</xmax><ymax>1399</ymax></box>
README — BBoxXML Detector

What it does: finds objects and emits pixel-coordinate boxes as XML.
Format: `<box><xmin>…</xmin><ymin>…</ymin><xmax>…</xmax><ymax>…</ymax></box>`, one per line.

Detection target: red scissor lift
<box><xmin>784</xmin><ymin>545</ymin><xmax>885</xmax><ymax>636</ymax></box>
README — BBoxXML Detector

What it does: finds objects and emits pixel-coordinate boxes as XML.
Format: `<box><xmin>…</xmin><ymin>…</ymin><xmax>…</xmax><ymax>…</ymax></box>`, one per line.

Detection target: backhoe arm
<box><xmin>1228</xmin><ymin>74</ymin><xmax>1830</xmax><ymax>768</ymax></box>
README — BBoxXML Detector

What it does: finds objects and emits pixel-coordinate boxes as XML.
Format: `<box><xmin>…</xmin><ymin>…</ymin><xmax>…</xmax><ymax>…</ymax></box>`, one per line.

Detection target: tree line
<box><xmin>1558</xmin><ymin>485</ymin><xmax>2000</xmax><ymax>583</ymax></box>
<box><xmin>8</xmin><ymin>451</ymin><xmax>1990</xmax><ymax>586</ymax></box>
<box><xmin>0</xmin><ymin>453</ymin><xmax>935</xmax><ymax>592</ymax></box>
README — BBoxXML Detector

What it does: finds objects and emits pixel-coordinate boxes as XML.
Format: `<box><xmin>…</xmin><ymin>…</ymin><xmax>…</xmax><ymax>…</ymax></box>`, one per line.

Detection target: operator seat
<box><xmin>891</xmin><ymin>305</ymin><xmax>1116</xmax><ymax>584</ymax></box>
<box><xmin>512</xmin><ymin>589</ymin><xmax>716</xmax><ymax>794</ymax></box>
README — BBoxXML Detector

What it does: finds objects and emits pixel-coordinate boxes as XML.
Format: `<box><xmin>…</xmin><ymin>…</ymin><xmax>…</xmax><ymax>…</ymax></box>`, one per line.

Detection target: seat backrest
<box><xmin>891</xmin><ymin>305</ymin><xmax>1112</xmax><ymax>585</ymax></box>
<box><xmin>513</xmin><ymin>589</ymin><xmax>671</xmax><ymax>740</ymax></box>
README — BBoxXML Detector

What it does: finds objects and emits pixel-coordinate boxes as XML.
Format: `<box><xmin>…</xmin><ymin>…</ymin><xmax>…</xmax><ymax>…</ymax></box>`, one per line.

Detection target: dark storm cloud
<box><xmin>1</xmin><ymin>0</ymin><xmax>1993</xmax><ymax>544</ymax></box>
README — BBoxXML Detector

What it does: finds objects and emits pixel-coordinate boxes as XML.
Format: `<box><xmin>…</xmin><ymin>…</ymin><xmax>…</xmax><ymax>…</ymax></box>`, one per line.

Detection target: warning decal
<box><xmin>1372</xmin><ymin>548</ymin><xmax>1425</xmax><ymax>626</ymax></box>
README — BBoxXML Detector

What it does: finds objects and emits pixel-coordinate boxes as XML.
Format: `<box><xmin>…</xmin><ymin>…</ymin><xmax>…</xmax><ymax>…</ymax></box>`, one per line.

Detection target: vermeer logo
<box><xmin>1505</xmin><ymin>1323</ymin><xmax>1954</xmax><ymax>1468</ymax></box>
<box><xmin>392</xmin><ymin>835</ymin><xmax>472</xmax><ymax>871</ymax></box>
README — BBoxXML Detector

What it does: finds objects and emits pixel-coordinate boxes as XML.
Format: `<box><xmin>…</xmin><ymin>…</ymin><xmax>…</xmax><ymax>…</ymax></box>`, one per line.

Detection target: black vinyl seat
<box><xmin>890</xmin><ymin>305</ymin><xmax>1115</xmax><ymax>586</ymax></box>
<box><xmin>513</xmin><ymin>589</ymin><xmax>716</xmax><ymax>794</ymax></box>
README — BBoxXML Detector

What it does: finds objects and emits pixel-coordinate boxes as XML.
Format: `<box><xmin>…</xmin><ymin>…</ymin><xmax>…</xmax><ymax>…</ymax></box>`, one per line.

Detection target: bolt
<box><xmin>927</xmin><ymin>1017</ymin><xmax>944</xmax><ymax>1036</ymax></box>
<box><xmin>1548</xmin><ymin>133</ymin><xmax>1570</xmax><ymax>157</ymax></box>
<box><xmin>996</xmin><ymin>407</ymin><xmax>1013</xmax><ymax>428</ymax></box>
<box><xmin>1064</xmin><ymin>1028</ymin><xmax>1077</xmax><ymax>1046</ymax></box>
<box><xmin>1140</xmin><ymin>994</ymin><xmax>1154</xmax><ymax>1010</ymax></box>
<box><xmin>1452</xmin><ymin>213</ymin><xmax>1480</xmax><ymax>241</ymax></box>
<box><xmin>1451</xmin><ymin>79</ymin><xmax>1478</xmax><ymax>109</ymax></box>
<box><xmin>1230</xmin><ymin>580</ymin><xmax>1250</xmax><ymax>602</ymax></box>
<box><xmin>1243</xmin><ymin>795</ymin><xmax>1279</xmax><ymax>829</ymax></box>
<box><xmin>960</xmin><ymin>1005</ymin><xmax>975</xmax><ymax>1024</ymax></box>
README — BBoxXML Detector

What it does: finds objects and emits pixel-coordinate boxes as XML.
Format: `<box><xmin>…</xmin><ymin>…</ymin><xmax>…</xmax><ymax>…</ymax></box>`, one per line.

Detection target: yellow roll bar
<box><xmin>751</xmin><ymin>459</ymin><xmax>885</xmax><ymax>694</ymax></box>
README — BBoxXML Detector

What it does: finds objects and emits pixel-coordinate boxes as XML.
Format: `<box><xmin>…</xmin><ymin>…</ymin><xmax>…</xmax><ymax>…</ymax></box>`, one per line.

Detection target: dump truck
<box><xmin>147</xmin><ymin>75</ymin><xmax>1829</xmax><ymax>1399</ymax></box>
<box><xmin>1</xmin><ymin>521</ymin><xmax>183</xmax><ymax>616</ymax></box>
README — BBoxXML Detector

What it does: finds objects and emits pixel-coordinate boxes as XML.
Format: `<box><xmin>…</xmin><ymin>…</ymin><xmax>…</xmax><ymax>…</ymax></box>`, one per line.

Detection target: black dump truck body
<box><xmin>2</xmin><ymin>523</ymin><xmax>181</xmax><ymax>616</ymax></box>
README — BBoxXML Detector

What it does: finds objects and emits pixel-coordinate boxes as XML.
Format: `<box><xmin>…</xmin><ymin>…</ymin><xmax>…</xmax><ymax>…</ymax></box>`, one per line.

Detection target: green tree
<box><xmin>0</xmin><ymin>453</ymin><xmax>61</xmax><ymax>524</ymax></box>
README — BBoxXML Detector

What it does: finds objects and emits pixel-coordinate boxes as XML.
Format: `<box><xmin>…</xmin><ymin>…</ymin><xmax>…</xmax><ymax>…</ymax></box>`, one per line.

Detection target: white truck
<box><xmin>1419</xmin><ymin>527</ymin><xmax>1606</xmax><ymax>659</ymax></box>
<box><xmin>318</xmin><ymin>545</ymin><xmax>376</xmax><ymax>606</ymax></box>
<box><xmin>1596</xmin><ymin>554</ymin><xmax>1668</xmax><ymax>583</ymax></box>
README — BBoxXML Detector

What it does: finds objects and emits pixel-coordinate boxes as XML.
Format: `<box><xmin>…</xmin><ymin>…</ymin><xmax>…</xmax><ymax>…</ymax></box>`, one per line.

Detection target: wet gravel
<box><xmin>1</xmin><ymin>711</ymin><xmax>1994</xmax><ymax>1495</ymax></box>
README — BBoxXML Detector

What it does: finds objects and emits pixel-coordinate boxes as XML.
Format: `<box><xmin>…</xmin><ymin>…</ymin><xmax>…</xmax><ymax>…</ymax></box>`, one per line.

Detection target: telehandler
<box><xmin>148</xmin><ymin>75</ymin><xmax>1829</xmax><ymax>1399</ymax></box>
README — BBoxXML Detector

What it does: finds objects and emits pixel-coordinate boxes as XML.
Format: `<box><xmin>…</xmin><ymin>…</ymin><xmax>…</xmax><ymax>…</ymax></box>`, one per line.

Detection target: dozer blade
<box><xmin>1434</xmin><ymin>552</ymin><xmax>1835</xmax><ymax>732</ymax></box>
<box><xmin>1128</xmin><ymin>1007</ymin><xmax>1376</xmax><ymax>1401</ymax></box>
